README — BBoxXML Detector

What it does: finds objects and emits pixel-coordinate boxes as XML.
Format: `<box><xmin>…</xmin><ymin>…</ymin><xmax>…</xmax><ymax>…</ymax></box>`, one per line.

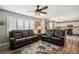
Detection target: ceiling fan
<box><xmin>26</xmin><ymin>5</ymin><xmax>48</xmax><ymax>15</ymax></box>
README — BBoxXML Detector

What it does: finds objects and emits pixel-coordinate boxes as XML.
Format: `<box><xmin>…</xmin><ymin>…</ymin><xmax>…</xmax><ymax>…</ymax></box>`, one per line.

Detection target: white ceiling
<box><xmin>0</xmin><ymin>5</ymin><xmax>79</xmax><ymax>22</ymax></box>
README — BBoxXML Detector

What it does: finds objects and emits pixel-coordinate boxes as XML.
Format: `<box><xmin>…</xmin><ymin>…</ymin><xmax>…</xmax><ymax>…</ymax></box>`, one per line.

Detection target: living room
<box><xmin>0</xmin><ymin>5</ymin><xmax>79</xmax><ymax>54</ymax></box>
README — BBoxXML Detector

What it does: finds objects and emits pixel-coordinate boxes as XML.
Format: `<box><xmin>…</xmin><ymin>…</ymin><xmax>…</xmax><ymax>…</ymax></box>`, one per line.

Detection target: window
<box><xmin>29</xmin><ymin>19</ymin><xmax>34</xmax><ymax>30</ymax></box>
<box><xmin>25</xmin><ymin>20</ymin><xmax>29</xmax><ymax>29</ymax></box>
<box><xmin>17</xmin><ymin>19</ymin><xmax>24</xmax><ymax>30</ymax></box>
<box><xmin>8</xmin><ymin>16</ymin><xmax>16</xmax><ymax>31</ymax></box>
<box><xmin>49</xmin><ymin>22</ymin><xmax>53</xmax><ymax>29</ymax></box>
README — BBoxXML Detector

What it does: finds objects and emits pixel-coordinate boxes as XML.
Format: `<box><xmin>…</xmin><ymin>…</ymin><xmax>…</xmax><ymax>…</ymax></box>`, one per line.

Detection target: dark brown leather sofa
<box><xmin>9</xmin><ymin>30</ymin><xmax>39</xmax><ymax>50</ymax></box>
<box><xmin>41</xmin><ymin>29</ymin><xmax>65</xmax><ymax>46</ymax></box>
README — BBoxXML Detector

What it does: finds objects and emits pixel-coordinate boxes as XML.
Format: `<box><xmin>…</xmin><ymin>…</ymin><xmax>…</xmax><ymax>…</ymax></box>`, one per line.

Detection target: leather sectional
<box><xmin>9</xmin><ymin>30</ymin><xmax>39</xmax><ymax>50</ymax></box>
<box><xmin>41</xmin><ymin>29</ymin><xmax>65</xmax><ymax>46</ymax></box>
<box><xmin>9</xmin><ymin>29</ymin><xmax>65</xmax><ymax>50</ymax></box>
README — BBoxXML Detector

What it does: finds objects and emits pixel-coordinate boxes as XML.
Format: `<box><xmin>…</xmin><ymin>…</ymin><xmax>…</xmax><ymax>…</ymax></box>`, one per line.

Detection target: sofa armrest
<box><xmin>10</xmin><ymin>38</ymin><xmax>15</xmax><ymax>40</ymax></box>
<box><xmin>10</xmin><ymin>38</ymin><xmax>16</xmax><ymax>43</ymax></box>
<box><xmin>9</xmin><ymin>38</ymin><xmax>16</xmax><ymax>49</ymax></box>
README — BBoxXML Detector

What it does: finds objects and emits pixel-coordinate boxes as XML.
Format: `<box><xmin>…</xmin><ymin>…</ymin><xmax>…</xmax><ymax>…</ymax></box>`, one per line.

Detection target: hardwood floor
<box><xmin>63</xmin><ymin>35</ymin><xmax>79</xmax><ymax>53</ymax></box>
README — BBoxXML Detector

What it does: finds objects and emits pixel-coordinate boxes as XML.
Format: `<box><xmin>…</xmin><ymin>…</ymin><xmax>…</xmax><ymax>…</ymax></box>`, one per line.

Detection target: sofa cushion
<box><xmin>16</xmin><ymin>38</ymin><xmax>26</xmax><ymax>41</ymax></box>
<box><xmin>14</xmin><ymin>39</ymin><xmax>26</xmax><ymax>45</ymax></box>
<box><xmin>22</xmin><ymin>31</ymin><xmax>28</xmax><ymax>37</ymax></box>
<box><xmin>54</xmin><ymin>30</ymin><xmax>65</xmax><ymax>36</ymax></box>
<box><xmin>25</xmin><ymin>36</ymin><xmax>32</xmax><ymax>40</ymax></box>
<box><xmin>46</xmin><ymin>29</ymin><xmax>55</xmax><ymax>37</ymax></box>
<box><xmin>11</xmin><ymin>30</ymin><xmax>22</xmax><ymax>39</ymax></box>
<box><xmin>27</xmin><ymin>30</ymin><xmax>34</xmax><ymax>36</ymax></box>
<box><xmin>51</xmin><ymin>37</ymin><xmax>61</xmax><ymax>40</ymax></box>
<box><xmin>51</xmin><ymin>37</ymin><xmax>63</xmax><ymax>42</ymax></box>
<box><xmin>12</xmin><ymin>33</ymin><xmax>22</xmax><ymax>39</ymax></box>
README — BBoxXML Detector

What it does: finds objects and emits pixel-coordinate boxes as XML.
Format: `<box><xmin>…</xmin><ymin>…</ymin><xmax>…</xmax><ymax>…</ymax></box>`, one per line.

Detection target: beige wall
<box><xmin>0</xmin><ymin>13</ymin><xmax>7</xmax><ymax>44</ymax></box>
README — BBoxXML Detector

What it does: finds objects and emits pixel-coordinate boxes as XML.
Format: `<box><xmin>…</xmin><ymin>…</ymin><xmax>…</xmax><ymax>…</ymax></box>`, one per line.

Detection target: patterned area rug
<box><xmin>10</xmin><ymin>40</ymin><xmax>79</xmax><ymax>54</ymax></box>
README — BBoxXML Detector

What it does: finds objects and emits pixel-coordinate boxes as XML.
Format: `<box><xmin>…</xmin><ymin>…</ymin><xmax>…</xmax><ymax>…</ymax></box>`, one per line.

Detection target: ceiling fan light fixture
<box><xmin>26</xmin><ymin>5</ymin><xmax>48</xmax><ymax>15</ymax></box>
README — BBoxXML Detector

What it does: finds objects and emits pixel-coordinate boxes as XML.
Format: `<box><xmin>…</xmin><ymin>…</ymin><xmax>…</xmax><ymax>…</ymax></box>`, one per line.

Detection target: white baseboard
<box><xmin>0</xmin><ymin>42</ymin><xmax>9</xmax><ymax>51</ymax></box>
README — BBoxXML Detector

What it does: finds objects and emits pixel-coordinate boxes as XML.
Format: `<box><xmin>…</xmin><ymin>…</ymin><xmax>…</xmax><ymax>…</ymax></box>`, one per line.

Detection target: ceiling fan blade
<box><xmin>39</xmin><ymin>6</ymin><xmax>48</xmax><ymax>11</ymax></box>
<box><xmin>40</xmin><ymin>12</ymin><xmax>47</xmax><ymax>14</ymax></box>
